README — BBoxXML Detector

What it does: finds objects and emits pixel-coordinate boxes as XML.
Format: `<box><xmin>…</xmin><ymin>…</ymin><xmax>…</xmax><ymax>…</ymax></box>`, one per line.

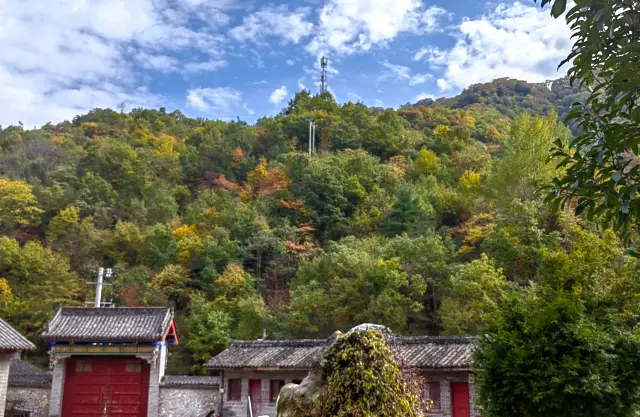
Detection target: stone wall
<box><xmin>5</xmin><ymin>387</ymin><xmax>50</xmax><ymax>416</ymax></box>
<box><xmin>159</xmin><ymin>387</ymin><xmax>219</xmax><ymax>417</ymax></box>
<box><xmin>221</xmin><ymin>370</ymin><xmax>309</xmax><ymax>417</ymax></box>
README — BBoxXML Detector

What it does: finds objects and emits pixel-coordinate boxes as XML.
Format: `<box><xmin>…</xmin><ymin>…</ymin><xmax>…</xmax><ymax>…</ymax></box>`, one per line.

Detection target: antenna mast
<box><xmin>320</xmin><ymin>56</ymin><xmax>328</xmax><ymax>94</ymax></box>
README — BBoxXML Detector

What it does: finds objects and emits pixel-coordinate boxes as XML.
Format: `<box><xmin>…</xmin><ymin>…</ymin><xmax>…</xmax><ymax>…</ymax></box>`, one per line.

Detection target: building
<box><xmin>0</xmin><ymin>319</ymin><xmax>36</xmax><ymax>417</ymax></box>
<box><xmin>205</xmin><ymin>334</ymin><xmax>479</xmax><ymax>417</ymax></box>
<box><xmin>41</xmin><ymin>307</ymin><xmax>179</xmax><ymax>417</ymax></box>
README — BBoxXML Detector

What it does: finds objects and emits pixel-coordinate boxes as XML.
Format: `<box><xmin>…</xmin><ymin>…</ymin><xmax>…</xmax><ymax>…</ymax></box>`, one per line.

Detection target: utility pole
<box><xmin>312</xmin><ymin>122</ymin><xmax>316</xmax><ymax>154</ymax></box>
<box><xmin>94</xmin><ymin>267</ymin><xmax>104</xmax><ymax>308</ymax></box>
<box><xmin>308</xmin><ymin>120</ymin><xmax>313</xmax><ymax>156</ymax></box>
<box><xmin>85</xmin><ymin>267</ymin><xmax>115</xmax><ymax>308</ymax></box>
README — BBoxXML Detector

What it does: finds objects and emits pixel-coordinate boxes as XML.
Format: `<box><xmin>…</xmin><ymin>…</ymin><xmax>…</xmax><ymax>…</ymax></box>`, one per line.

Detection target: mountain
<box><xmin>412</xmin><ymin>76</ymin><xmax>589</xmax><ymax>124</ymax></box>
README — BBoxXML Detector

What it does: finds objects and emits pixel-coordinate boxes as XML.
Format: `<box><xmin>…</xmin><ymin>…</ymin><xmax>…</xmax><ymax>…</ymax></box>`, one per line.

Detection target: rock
<box><xmin>276</xmin><ymin>325</ymin><xmax>398</xmax><ymax>417</ymax></box>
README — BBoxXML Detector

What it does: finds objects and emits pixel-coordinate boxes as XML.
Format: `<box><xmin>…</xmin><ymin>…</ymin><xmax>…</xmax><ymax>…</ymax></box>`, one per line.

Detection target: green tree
<box><xmin>440</xmin><ymin>254</ymin><xmax>510</xmax><ymax>335</ymax></box>
<box><xmin>476</xmin><ymin>226</ymin><xmax>640</xmax><ymax>417</ymax></box>
<box><xmin>186</xmin><ymin>293</ymin><xmax>231</xmax><ymax>368</ymax></box>
<box><xmin>539</xmin><ymin>0</ymin><xmax>640</xmax><ymax>233</ymax></box>
<box><xmin>487</xmin><ymin>112</ymin><xmax>568</xmax><ymax>204</ymax></box>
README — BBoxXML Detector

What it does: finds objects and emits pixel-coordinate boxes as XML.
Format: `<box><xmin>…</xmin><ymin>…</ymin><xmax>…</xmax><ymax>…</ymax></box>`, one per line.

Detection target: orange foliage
<box><xmin>285</xmin><ymin>241</ymin><xmax>322</xmax><ymax>260</ymax></box>
<box><xmin>278</xmin><ymin>200</ymin><xmax>310</xmax><ymax>216</ymax></box>
<box><xmin>232</xmin><ymin>146</ymin><xmax>244</xmax><ymax>167</ymax></box>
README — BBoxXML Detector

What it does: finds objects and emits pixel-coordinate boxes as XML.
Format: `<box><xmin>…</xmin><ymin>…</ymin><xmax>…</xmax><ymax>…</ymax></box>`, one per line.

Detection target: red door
<box><xmin>61</xmin><ymin>357</ymin><xmax>150</xmax><ymax>417</ymax></box>
<box><xmin>451</xmin><ymin>383</ymin><xmax>470</xmax><ymax>417</ymax></box>
<box><xmin>249</xmin><ymin>379</ymin><xmax>262</xmax><ymax>416</ymax></box>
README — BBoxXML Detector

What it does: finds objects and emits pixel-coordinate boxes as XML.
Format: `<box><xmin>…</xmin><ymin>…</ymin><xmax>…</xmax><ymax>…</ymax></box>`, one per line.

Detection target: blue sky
<box><xmin>0</xmin><ymin>0</ymin><xmax>572</xmax><ymax>127</ymax></box>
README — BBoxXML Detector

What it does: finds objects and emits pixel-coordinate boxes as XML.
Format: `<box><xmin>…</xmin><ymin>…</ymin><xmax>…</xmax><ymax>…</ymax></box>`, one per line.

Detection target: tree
<box><xmin>0</xmin><ymin>178</ymin><xmax>43</xmax><ymax>229</ymax></box>
<box><xmin>186</xmin><ymin>293</ymin><xmax>231</xmax><ymax>369</ymax></box>
<box><xmin>476</xmin><ymin>226</ymin><xmax>640</xmax><ymax>417</ymax></box>
<box><xmin>151</xmin><ymin>264</ymin><xmax>191</xmax><ymax>308</ymax></box>
<box><xmin>487</xmin><ymin>112</ymin><xmax>568</xmax><ymax>204</ymax></box>
<box><xmin>537</xmin><ymin>0</ymin><xmax>640</xmax><ymax>233</ymax></box>
<box><xmin>440</xmin><ymin>254</ymin><xmax>510</xmax><ymax>335</ymax></box>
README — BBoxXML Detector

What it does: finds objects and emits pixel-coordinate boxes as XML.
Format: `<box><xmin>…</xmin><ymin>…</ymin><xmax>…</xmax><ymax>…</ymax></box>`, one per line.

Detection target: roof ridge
<box><xmin>230</xmin><ymin>339</ymin><xmax>326</xmax><ymax>347</ymax></box>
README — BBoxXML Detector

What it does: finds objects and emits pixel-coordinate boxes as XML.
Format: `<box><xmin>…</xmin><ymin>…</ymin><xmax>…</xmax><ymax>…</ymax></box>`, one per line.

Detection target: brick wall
<box><xmin>159</xmin><ymin>386</ymin><xmax>218</xmax><ymax>417</ymax></box>
<box><xmin>0</xmin><ymin>353</ymin><xmax>11</xmax><ymax>417</ymax></box>
<box><xmin>221</xmin><ymin>370</ymin><xmax>309</xmax><ymax>417</ymax></box>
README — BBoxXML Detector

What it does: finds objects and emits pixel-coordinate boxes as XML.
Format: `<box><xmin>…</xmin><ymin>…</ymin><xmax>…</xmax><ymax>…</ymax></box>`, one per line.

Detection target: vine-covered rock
<box><xmin>277</xmin><ymin>327</ymin><xmax>422</xmax><ymax>417</ymax></box>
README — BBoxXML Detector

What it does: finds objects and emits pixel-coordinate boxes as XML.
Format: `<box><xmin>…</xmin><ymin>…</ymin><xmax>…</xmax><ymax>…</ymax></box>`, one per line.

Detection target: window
<box><xmin>270</xmin><ymin>380</ymin><xmax>285</xmax><ymax>402</ymax></box>
<box><xmin>425</xmin><ymin>381</ymin><xmax>441</xmax><ymax>412</ymax></box>
<box><xmin>228</xmin><ymin>379</ymin><xmax>242</xmax><ymax>401</ymax></box>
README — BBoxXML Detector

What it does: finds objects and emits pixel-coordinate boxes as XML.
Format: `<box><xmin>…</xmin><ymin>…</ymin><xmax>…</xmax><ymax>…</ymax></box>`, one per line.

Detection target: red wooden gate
<box><xmin>61</xmin><ymin>356</ymin><xmax>150</xmax><ymax>417</ymax></box>
<box><xmin>451</xmin><ymin>382</ymin><xmax>470</xmax><ymax>417</ymax></box>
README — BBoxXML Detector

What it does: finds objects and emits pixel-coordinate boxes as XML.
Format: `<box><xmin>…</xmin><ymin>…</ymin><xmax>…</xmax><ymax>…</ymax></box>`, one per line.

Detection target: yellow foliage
<box><xmin>0</xmin><ymin>278</ymin><xmax>13</xmax><ymax>302</ymax></box>
<box><xmin>81</xmin><ymin>122</ymin><xmax>99</xmax><ymax>136</ymax></box>
<box><xmin>484</xmin><ymin>125</ymin><xmax>502</xmax><ymax>142</ymax></box>
<box><xmin>434</xmin><ymin>125</ymin><xmax>450</xmax><ymax>137</ymax></box>
<box><xmin>462</xmin><ymin>114</ymin><xmax>476</xmax><ymax>129</ymax></box>
<box><xmin>413</xmin><ymin>149</ymin><xmax>441</xmax><ymax>176</ymax></box>
<box><xmin>459</xmin><ymin>170</ymin><xmax>481</xmax><ymax>191</ymax></box>
<box><xmin>173</xmin><ymin>224</ymin><xmax>199</xmax><ymax>240</ymax></box>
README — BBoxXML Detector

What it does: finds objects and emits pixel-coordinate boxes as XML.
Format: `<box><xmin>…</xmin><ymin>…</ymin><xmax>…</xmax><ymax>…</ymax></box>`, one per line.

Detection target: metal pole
<box><xmin>308</xmin><ymin>120</ymin><xmax>312</xmax><ymax>156</ymax></box>
<box><xmin>95</xmin><ymin>267</ymin><xmax>104</xmax><ymax>308</ymax></box>
<box><xmin>312</xmin><ymin>123</ymin><xmax>316</xmax><ymax>154</ymax></box>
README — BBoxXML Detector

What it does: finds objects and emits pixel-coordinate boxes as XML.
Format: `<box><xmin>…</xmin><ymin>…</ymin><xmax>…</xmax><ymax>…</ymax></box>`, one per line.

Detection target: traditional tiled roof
<box><xmin>205</xmin><ymin>334</ymin><xmax>477</xmax><ymax>371</ymax></box>
<box><xmin>161</xmin><ymin>376</ymin><xmax>220</xmax><ymax>388</ymax></box>
<box><xmin>41</xmin><ymin>307</ymin><xmax>173</xmax><ymax>342</ymax></box>
<box><xmin>0</xmin><ymin>319</ymin><xmax>36</xmax><ymax>351</ymax></box>
<box><xmin>9</xmin><ymin>358</ymin><xmax>52</xmax><ymax>388</ymax></box>
<box><xmin>204</xmin><ymin>339</ymin><xmax>326</xmax><ymax>370</ymax></box>
<box><xmin>392</xmin><ymin>336</ymin><xmax>477</xmax><ymax>370</ymax></box>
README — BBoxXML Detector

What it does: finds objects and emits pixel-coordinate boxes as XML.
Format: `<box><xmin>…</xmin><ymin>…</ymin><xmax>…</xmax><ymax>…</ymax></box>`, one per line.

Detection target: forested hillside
<box><xmin>0</xmin><ymin>77</ymin><xmax>627</xmax><ymax>373</ymax></box>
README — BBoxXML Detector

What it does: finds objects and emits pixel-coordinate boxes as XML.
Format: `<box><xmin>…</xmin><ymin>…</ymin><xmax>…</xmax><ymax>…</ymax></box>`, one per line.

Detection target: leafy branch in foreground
<box><xmin>537</xmin><ymin>0</ymin><xmax>640</xmax><ymax>233</ymax></box>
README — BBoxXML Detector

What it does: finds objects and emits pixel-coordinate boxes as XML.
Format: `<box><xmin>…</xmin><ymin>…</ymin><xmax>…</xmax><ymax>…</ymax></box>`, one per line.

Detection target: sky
<box><xmin>0</xmin><ymin>0</ymin><xmax>573</xmax><ymax>127</ymax></box>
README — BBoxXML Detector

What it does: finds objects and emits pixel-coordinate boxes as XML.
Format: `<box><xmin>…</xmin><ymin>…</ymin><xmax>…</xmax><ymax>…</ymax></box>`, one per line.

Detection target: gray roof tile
<box><xmin>0</xmin><ymin>319</ymin><xmax>36</xmax><ymax>351</ymax></box>
<box><xmin>9</xmin><ymin>358</ymin><xmax>52</xmax><ymax>388</ymax></box>
<box><xmin>204</xmin><ymin>335</ymin><xmax>476</xmax><ymax>371</ymax></box>
<box><xmin>161</xmin><ymin>376</ymin><xmax>220</xmax><ymax>388</ymax></box>
<box><xmin>41</xmin><ymin>307</ymin><xmax>173</xmax><ymax>342</ymax></box>
<box><xmin>205</xmin><ymin>340</ymin><xmax>326</xmax><ymax>370</ymax></box>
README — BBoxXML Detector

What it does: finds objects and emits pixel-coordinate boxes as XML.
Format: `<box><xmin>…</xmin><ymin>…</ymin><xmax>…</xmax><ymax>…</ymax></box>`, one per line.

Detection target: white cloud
<box><xmin>380</xmin><ymin>61</ymin><xmax>433</xmax><ymax>86</ymax></box>
<box><xmin>374</xmin><ymin>99</ymin><xmax>385</xmax><ymax>107</ymax></box>
<box><xmin>307</xmin><ymin>1</ymin><xmax>449</xmax><ymax>56</ymax></box>
<box><xmin>436</xmin><ymin>78</ymin><xmax>451</xmax><ymax>91</ymax></box>
<box><xmin>186</xmin><ymin>87</ymin><xmax>249</xmax><ymax>119</ymax></box>
<box><xmin>269</xmin><ymin>86</ymin><xmax>289</xmax><ymax>105</ymax></box>
<box><xmin>286</xmin><ymin>59</ymin><xmax>296</xmax><ymax>66</ymax></box>
<box><xmin>414</xmin><ymin>92</ymin><xmax>436</xmax><ymax>102</ymax></box>
<box><xmin>183</xmin><ymin>59</ymin><xmax>228</xmax><ymax>73</ymax></box>
<box><xmin>231</xmin><ymin>5</ymin><xmax>313</xmax><ymax>45</ymax></box>
<box><xmin>424</xmin><ymin>2</ymin><xmax>572</xmax><ymax>90</ymax></box>
<box><xmin>298</xmin><ymin>78</ymin><xmax>307</xmax><ymax>90</ymax></box>
<box><xmin>0</xmin><ymin>0</ymin><xmax>235</xmax><ymax>127</ymax></box>
<box><xmin>347</xmin><ymin>92</ymin><xmax>362</xmax><ymax>101</ymax></box>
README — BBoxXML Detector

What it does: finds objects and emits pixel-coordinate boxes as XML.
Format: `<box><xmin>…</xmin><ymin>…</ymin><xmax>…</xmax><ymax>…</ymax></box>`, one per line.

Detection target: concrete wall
<box><xmin>0</xmin><ymin>353</ymin><xmax>10</xmax><ymax>417</ymax></box>
<box><xmin>221</xmin><ymin>370</ymin><xmax>309</xmax><ymax>417</ymax></box>
<box><xmin>159</xmin><ymin>387</ymin><xmax>218</xmax><ymax>417</ymax></box>
<box><xmin>5</xmin><ymin>387</ymin><xmax>50</xmax><ymax>416</ymax></box>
